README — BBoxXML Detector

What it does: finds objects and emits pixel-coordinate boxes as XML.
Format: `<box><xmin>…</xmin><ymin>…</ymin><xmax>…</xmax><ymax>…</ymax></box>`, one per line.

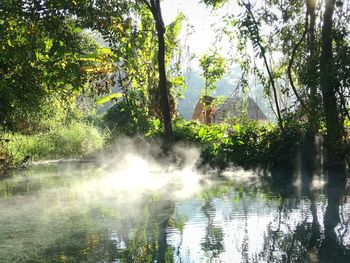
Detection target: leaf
<box><xmin>237</xmin><ymin>140</ymin><xmax>244</xmax><ymax>145</ymax></box>
<box><xmin>171</xmin><ymin>76</ymin><xmax>186</xmax><ymax>88</ymax></box>
<box><xmin>198</xmin><ymin>127</ymin><xmax>207</xmax><ymax>138</ymax></box>
<box><xmin>97</xmin><ymin>48</ymin><xmax>113</xmax><ymax>55</ymax></box>
<box><xmin>81</xmin><ymin>64</ymin><xmax>115</xmax><ymax>73</ymax></box>
<box><xmin>44</xmin><ymin>38</ymin><xmax>53</xmax><ymax>51</ymax></box>
<box><xmin>153</xmin><ymin>118</ymin><xmax>161</xmax><ymax>129</ymax></box>
<box><xmin>95</xmin><ymin>93</ymin><xmax>123</xmax><ymax>105</ymax></box>
<box><xmin>233</xmin><ymin>124</ymin><xmax>241</xmax><ymax>133</ymax></box>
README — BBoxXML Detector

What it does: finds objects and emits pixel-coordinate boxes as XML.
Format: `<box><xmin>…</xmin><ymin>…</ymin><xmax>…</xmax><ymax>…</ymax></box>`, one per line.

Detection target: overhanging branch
<box><xmin>287</xmin><ymin>10</ymin><xmax>311</xmax><ymax>114</ymax></box>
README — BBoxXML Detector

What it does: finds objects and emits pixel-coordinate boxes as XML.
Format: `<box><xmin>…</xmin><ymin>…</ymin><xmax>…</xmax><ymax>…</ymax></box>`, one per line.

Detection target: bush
<box><xmin>103</xmin><ymin>95</ymin><xmax>151</xmax><ymax>137</ymax></box>
<box><xmin>106</xmin><ymin>113</ymin><xmax>303</xmax><ymax>169</ymax></box>
<box><xmin>167</xmin><ymin>118</ymin><xmax>301</xmax><ymax>169</ymax></box>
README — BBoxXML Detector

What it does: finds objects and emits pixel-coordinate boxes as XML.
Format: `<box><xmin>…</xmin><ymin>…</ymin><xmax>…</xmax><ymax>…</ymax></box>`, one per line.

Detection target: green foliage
<box><xmin>202</xmin><ymin>0</ymin><xmax>228</xmax><ymax>9</ymax></box>
<box><xmin>164</xmin><ymin>13</ymin><xmax>186</xmax><ymax>68</ymax></box>
<box><xmin>0</xmin><ymin>136</ymin><xmax>15</xmax><ymax>172</ymax></box>
<box><xmin>199</xmin><ymin>51</ymin><xmax>226</xmax><ymax>96</ymax></box>
<box><xmin>103</xmin><ymin>94</ymin><xmax>151</xmax><ymax>137</ymax></box>
<box><xmin>0</xmin><ymin>0</ymin><xmax>187</xmax><ymax>146</ymax></box>
<box><xmin>4</xmin><ymin>122</ymin><xmax>105</xmax><ymax>161</ymax></box>
<box><xmin>0</xmin><ymin>8</ymin><xmax>102</xmax><ymax>131</ymax></box>
<box><xmin>95</xmin><ymin>93</ymin><xmax>123</xmax><ymax>105</ymax></box>
<box><xmin>221</xmin><ymin>0</ymin><xmax>350</xmax><ymax>151</ymax></box>
<box><xmin>86</xmin><ymin>6</ymin><xmax>186</xmax><ymax>120</ymax></box>
<box><xmin>117</xmin><ymin>110</ymin><xmax>301</xmax><ymax>169</ymax></box>
<box><xmin>162</xmin><ymin>118</ymin><xmax>300</xmax><ymax>169</ymax></box>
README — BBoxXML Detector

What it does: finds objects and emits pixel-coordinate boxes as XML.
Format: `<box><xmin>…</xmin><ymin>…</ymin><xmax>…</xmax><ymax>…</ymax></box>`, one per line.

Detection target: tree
<box><xmin>240</xmin><ymin>1</ymin><xmax>285</xmax><ymax>133</ymax></box>
<box><xmin>204</xmin><ymin>0</ymin><xmax>350</xmax><ymax>162</ymax></box>
<box><xmin>0</xmin><ymin>2</ymin><xmax>101</xmax><ymax>131</ymax></box>
<box><xmin>320</xmin><ymin>0</ymin><xmax>343</xmax><ymax>159</ymax></box>
<box><xmin>199</xmin><ymin>51</ymin><xmax>226</xmax><ymax>124</ymax></box>
<box><xmin>199</xmin><ymin>51</ymin><xmax>226</xmax><ymax>97</ymax></box>
<box><xmin>140</xmin><ymin>0</ymin><xmax>175</xmax><ymax>142</ymax></box>
<box><xmin>64</xmin><ymin>0</ymin><xmax>181</xmax><ymax>142</ymax></box>
<box><xmin>1</xmin><ymin>1</ymin><xmax>186</xmax><ymax>141</ymax></box>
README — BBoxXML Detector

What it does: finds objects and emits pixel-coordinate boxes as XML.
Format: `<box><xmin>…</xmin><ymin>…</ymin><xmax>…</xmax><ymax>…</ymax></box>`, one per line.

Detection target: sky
<box><xmin>162</xmin><ymin>0</ymin><xmax>233</xmax><ymax>69</ymax></box>
<box><xmin>162</xmin><ymin>0</ymin><xmax>217</xmax><ymax>54</ymax></box>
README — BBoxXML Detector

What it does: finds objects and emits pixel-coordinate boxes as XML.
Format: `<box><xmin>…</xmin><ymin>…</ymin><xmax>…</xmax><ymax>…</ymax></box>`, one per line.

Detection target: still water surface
<box><xmin>0</xmin><ymin>162</ymin><xmax>349</xmax><ymax>262</ymax></box>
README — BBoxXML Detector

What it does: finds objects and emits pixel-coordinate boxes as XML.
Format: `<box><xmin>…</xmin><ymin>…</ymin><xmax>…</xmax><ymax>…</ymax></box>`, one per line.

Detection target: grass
<box><xmin>3</xmin><ymin>122</ymin><xmax>106</xmax><ymax>162</ymax></box>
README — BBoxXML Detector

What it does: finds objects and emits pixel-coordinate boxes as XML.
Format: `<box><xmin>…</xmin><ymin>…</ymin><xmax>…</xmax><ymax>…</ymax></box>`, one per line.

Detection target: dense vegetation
<box><xmin>1</xmin><ymin>0</ymin><xmax>349</xmax><ymax>174</ymax></box>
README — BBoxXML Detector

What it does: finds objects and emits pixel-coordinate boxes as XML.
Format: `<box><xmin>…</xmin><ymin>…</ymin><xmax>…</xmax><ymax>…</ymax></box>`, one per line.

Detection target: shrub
<box><xmin>106</xmin><ymin>113</ymin><xmax>303</xmax><ymax>169</ymax></box>
<box><xmin>168</xmin><ymin>118</ymin><xmax>301</xmax><ymax>169</ymax></box>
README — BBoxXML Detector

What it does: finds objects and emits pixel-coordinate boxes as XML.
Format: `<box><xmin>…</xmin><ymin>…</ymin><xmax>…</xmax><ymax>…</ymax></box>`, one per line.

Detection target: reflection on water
<box><xmin>0</xmin><ymin>162</ymin><xmax>349</xmax><ymax>262</ymax></box>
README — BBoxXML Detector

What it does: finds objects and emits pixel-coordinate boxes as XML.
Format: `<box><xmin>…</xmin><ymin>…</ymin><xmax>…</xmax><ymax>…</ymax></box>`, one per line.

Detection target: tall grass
<box><xmin>4</xmin><ymin>122</ymin><xmax>106</xmax><ymax>161</ymax></box>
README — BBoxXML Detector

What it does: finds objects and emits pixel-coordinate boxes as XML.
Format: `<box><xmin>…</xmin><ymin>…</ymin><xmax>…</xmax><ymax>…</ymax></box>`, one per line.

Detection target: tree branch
<box><xmin>242</xmin><ymin>0</ymin><xmax>285</xmax><ymax>133</ymax></box>
<box><xmin>287</xmin><ymin>10</ymin><xmax>311</xmax><ymax>114</ymax></box>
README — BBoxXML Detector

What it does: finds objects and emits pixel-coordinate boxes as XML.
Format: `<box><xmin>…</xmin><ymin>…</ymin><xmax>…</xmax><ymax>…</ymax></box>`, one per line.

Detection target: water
<box><xmin>0</xmin><ymin>161</ymin><xmax>349</xmax><ymax>263</ymax></box>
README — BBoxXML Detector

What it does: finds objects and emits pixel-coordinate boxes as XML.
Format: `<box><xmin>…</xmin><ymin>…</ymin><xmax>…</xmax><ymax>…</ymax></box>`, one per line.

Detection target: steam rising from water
<box><xmin>86</xmin><ymin>138</ymin><xmax>262</xmax><ymax>200</ymax></box>
<box><xmin>84</xmin><ymin>139</ymin><xmax>211</xmax><ymax>199</ymax></box>
<box><xmin>0</xmin><ymin>139</ymin><xmax>225</xmax><ymax>261</ymax></box>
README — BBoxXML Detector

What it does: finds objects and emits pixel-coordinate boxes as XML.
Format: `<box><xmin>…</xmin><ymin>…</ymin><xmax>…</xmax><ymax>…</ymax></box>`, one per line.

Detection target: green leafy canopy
<box><xmin>199</xmin><ymin>51</ymin><xmax>226</xmax><ymax>96</ymax></box>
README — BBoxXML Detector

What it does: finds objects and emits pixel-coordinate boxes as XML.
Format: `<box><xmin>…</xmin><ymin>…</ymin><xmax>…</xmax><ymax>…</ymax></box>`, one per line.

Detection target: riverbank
<box><xmin>0</xmin><ymin>122</ymin><xmax>106</xmax><ymax>174</ymax></box>
<box><xmin>1</xmin><ymin>118</ymin><xmax>349</xmax><ymax>177</ymax></box>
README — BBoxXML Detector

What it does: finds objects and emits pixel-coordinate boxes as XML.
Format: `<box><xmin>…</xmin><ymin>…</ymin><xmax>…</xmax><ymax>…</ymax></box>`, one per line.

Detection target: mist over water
<box><xmin>0</xmin><ymin>140</ymin><xmax>350</xmax><ymax>262</ymax></box>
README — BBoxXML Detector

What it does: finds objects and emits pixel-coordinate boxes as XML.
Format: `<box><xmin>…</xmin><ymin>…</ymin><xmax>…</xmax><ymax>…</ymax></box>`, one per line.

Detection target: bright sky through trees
<box><xmin>162</xmin><ymin>0</ymin><xmax>232</xmax><ymax>68</ymax></box>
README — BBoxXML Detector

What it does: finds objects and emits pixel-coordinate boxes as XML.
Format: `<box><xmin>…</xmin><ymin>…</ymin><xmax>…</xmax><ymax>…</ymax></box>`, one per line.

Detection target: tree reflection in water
<box><xmin>113</xmin><ymin>199</ymin><xmax>176</xmax><ymax>263</ymax></box>
<box><xmin>201</xmin><ymin>196</ymin><xmax>224</xmax><ymax>260</ymax></box>
<box><xmin>252</xmin><ymin>146</ymin><xmax>350</xmax><ymax>263</ymax></box>
<box><xmin>1</xmin><ymin>160</ymin><xmax>350</xmax><ymax>262</ymax></box>
<box><xmin>319</xmin><ymin>165</ymin><xmax>350</xmax><ymax>263</ymax></box>
<box><xmin>39</xmin><ymin>165</ymin><xmax>350</xmax><ymax>262</ymax></box>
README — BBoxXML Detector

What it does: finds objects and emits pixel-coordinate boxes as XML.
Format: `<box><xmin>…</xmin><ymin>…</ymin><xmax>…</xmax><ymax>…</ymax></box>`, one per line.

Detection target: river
<box><xmin>0</xmin><ymin>159</ymin><xmax>349</xmax><ymax>262</ymax></box>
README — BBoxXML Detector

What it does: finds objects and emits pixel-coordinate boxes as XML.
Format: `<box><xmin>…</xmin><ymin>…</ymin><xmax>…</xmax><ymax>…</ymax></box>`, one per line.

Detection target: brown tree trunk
<box><xmin>320</xmin><ymin>0</ymin><xmax>343</xmax><ymax>162</ymax></box>
<box><xmin>142</xmin><ymin>0</ymin><xmax>174</xmax><ymax>143</ymax></box>
<box><xmin>306</xmin><ymin>0</ymin><xmax>319</xmax><ymax>133</ymax></box>
<box><xmin>155</xmin><ymin>15</ymin><xmax>175</xmax><ymax>142</ymax></box>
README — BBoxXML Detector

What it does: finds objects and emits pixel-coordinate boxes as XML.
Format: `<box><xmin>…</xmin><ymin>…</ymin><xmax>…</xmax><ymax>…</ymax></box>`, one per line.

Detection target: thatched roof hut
<box><xmin>191</xmin><ymin>96</ymin><xmax>268</xmax><ymax>124</ymax></box>
<box><xmin>214</xmin><ymin>97</ymin><xmax>268</xmax><ymax>123</ymax></box>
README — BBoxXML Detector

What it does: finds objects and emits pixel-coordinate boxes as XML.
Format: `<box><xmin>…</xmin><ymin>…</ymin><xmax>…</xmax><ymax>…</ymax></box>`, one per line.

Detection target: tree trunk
<box><xmin>320</xmin><ymin>0</ymin><xmax>343</xmax><ymax>162</ymax></box>
<box><xmin>307</xmin><ymin>0</ymin><xmax>318</xmax><ymax>127</ymax></box>
<box><xmin>142</xmin><ymin>0</ymin><xmax>174</xmax><ymax>143</ymax></box>
<box><xmin>151</xmin><ymin>0</ymin><xmax>174</xmax><ymax>142</ymax></box>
